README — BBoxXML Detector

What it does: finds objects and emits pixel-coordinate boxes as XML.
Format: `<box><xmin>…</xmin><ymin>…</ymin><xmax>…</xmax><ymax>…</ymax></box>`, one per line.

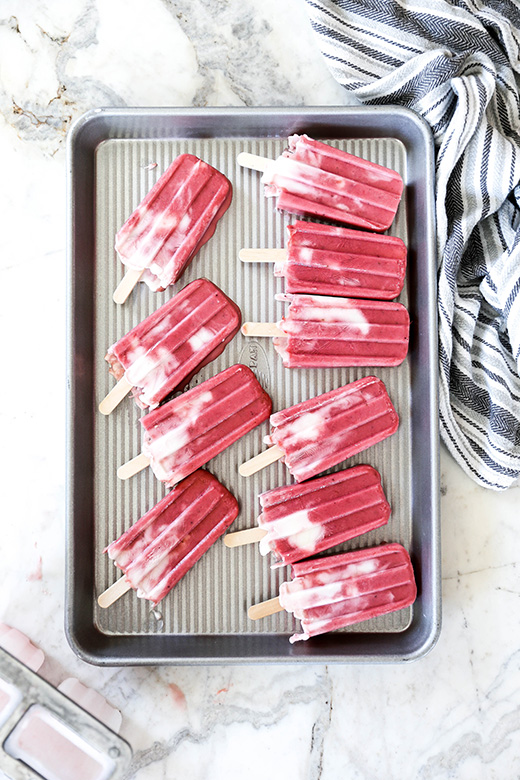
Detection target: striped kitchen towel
<box><xmin>303</xmin><ymin>0</ymin><xmax>520</xmax><ymax>490</ymax></box>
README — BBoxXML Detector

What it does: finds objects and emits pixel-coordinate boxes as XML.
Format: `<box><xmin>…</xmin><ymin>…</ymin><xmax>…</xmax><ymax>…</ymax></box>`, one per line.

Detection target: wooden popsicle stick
<box><xmin>239</xmin><ymin>445</ymin><xmax>284</xmax><ymax>477</ymax></box>
<box><xmin>224</xmin><ymin>527</ymin><xmax>267</xmax><ymax>548</ymax></box>
<box><xmin>239</xmin><ymin>248</ymin><xmax>287</xmax><ymax>263</ymax></box>
<box><xmin>248</xmin><ymin>597</ymin><xmax>284</xmax><ymax>621</ymax></box>
<box><xmin>113</xmin><ymin>268</ymin><xmax>145</xmax><ymax>304</ymax></box>
<box><xmin>241</xmin><ymin>322</ymin><xmax>284</xmax><ymax>338</ymax></box>
<box><xmin>97</xmin><ymin>577</ymin><xmax>132</xmax><ymax>608</ymax></box>
<box><xmin>117</xmin><ymin>452</ymin><xmax>150</xmax><ymax>480</ymax></box>
<box><xmin>237</xmin><ymin>152</ymin><xmax>273</xmax><ymax>173</ymax></box>
<box><xmin>98</xmin><ymin>376</ymin><xmax>133</xmax><ymax>415</ymax></box>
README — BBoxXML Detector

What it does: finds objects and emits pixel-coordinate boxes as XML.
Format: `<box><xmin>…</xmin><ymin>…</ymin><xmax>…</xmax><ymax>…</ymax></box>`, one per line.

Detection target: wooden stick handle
<box><xmin>98</xmin><ymin>376</ymin><xmax>133</xmax><ymax>415</ymax></box>
<box><xmin>113</xmin><ymin>268</ymin><xmax>145</xmax><ymax>304</ymax></box>
<box><xmin>117</xmin><ymin>452</ymin><xmax>150</xmax><ymax>480</ymax></box>
<box><xmin>248</xmin><ymin>597</ymin><xmax>283</xmax><ymax>621</ymax></box>
<box><xmin>241</xmin><ymin>322</ymin><xmax>284</xmax><ymax>338</ymax></box>
<box><xmin>237</xmin><ymin>152</ymin><xmax>273</xmax><ymax>173</ymax></box>
<box><xmin>223</xmin><ymin>527</ymin><xmax>267</xmax><ymax>548</ymax></box>
<box><xmin>97</xmin><ymin>576</ymin><xmax>132</xmax><ymax>608</ymax></box>
<box><xmin>239</xmin><ymin>248</ymin><xmax>287</xmax><ymax>263</ymax></box>
<box><xmin>239</xmin><ymin>445</ymin><xmax>284</xmax><ymax>477</ymax></box>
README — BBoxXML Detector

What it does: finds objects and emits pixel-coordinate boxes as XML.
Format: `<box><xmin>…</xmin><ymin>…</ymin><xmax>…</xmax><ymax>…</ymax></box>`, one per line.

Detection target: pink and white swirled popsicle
<box><xmin>114</xmin><ymin>154</ymin><xmax>232</xmax><ymax>301</ymax></box>
<box><xmin>242</xmin><ymin>293</ymin><xmax>410</xmax><ymax>368</ymax></box>
<box><xmin>100</xmin><ymin>279</ymin><xmax>241</xmax><ymax>414</ymax></box>
<box><xmin>257</xmin><ymin>465</ymin><xmax>390</xmax><ymax>565</ymax></box>
<box><xmin>239</xmin><ymin>375</ymin><xmax>399</xmax><ymax>483</ymax></box>
<box><xmin>238</xmin><ymin>135</ymin><xmax>403</xmax><ymax>231</ymax></box>
<box><xmin>240</xmin><ymin>220</ymin><xmax>407</xmax><ymax>300</ymax></box>
<box><xmin>101</xmin><ymin>470</ymin><xmax>238</xmax><ymax>607</ymax></box>
<box><xmin>249</xmin><ymin>543</ymin><xmax>416</xmax><ymax>643</ymax></box>
<box><xmin>119</xmin><ymin>364</ymin><xmax>272</xmax><ymax>486</ymax></box>
<box><xmin>225</xmin><ymin>464</ymin><xmax>391</xmax><ymax>566</ymax></box>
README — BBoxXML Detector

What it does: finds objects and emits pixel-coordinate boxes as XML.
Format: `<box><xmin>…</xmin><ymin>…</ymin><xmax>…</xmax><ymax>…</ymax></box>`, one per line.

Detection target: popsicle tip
<box><xmin>112</xmin><ymin>289</ymin><xmax>128</xmax><ymax>305</ymax></box>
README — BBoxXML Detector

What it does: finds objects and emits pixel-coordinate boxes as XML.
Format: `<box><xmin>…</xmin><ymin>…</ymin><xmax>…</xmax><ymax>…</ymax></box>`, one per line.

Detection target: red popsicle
<box><xmin>101</xmin><ymin>470</ymin><xmax>238</xmax><ymax>606</ymax></box>
<box><xmin>100</xmin><ymin>279</ymin><xmax>241</xmax><ymax>414</ymax></box>
<box><xmin>114</xmin><ymin>154</ymin><xmax>232</xmax><ymax>301</ymax></box>
<box><xmin>238</xmin><ymin>136</ymin><xmax>403</xmax><ymax>231</ymax></box>
<box><xmin>239</xmin><ymin>376</ymin><xmax>399</xmax><ymax>483</ymax></box>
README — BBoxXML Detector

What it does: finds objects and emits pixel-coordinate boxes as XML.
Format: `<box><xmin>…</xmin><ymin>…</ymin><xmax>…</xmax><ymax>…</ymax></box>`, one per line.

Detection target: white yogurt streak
<box><xmin>146</xmin><ymin>390</ymin><xmax>214</xmax><ymax>468</ymax></box>
<box><xmin>288</xmin><ymin>528</ymin><xmax>322</xmax><ymax>555</ymax></box>
<box><xmin>343</xmin><ymin>558</ymin><xmax>380</xmax><ymax>578</ymax></box>
<box><xmin>281</xmin><ymin>579</ymin><xmax>346</xmax><ymax>612</ymax></box>
<box><xmin>188</xmin><ymin>327</ymin><xmax>214</xmax><ymax>352</ymax></box>
<box><xmin>284</xmin><ymin>410</ymin><xmax>325</xmax><ymax>442</ymax></box>
<box><xmin>127</xmin><ymin>344</ymin><xmax>179</xmax><ymax>386</ymax></box>
<box><xmin>156</xmin><ymin>212</ymin><xmax>180</xmax><ymax>233</ymax></box>
<box><xmin>302</xmin><ymin>305</ymin><xmax>370</xmax><ymax>334</ymax></box>
<box><xmin>260</xmin><ymin>509</ymin><xmax>322</xmax><ymax>556</ymax></box>
<box><xmin>148</xmin><ymin>425</ymin><xmax>190</xmax><ymax>463</ymax></box>
<box><xmin>177</xmin><ymin>212</ymin><xmax>192</xmax><ymax>234</ymax></box>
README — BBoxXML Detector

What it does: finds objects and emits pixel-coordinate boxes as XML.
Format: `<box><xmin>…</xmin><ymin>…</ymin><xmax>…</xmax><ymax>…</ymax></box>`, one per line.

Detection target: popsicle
<box><xmin>248</xmin><ymin>543</ymin><xmax>416</xmax><ymax>643</ymax></box>
<box><xmin>113</xmin><ymin>153</ymin><xmax>232</xmax><ymax>302</ymax></box>
<box><xmin>99</xmin><ymin>470</ymin><xmax>238</xmax><ymax>607</ymax></box>
<box><xmin>237</xmin><ymin>135</ymin><xmax>403</xmax><ymax>231</ymax></box>
<box><xmin>242</xmin><ymin>293</ymin><xmax>410</xmax><ymax>368</ymax></box>
<box><xmin>100</xmin><ymin>279</ymin><xmax>241</xmax><ymax>414</ymax></box>
<box><xmin>118</xmin><ymin>364</ymin><xmax>272</xmax><ymax>486</ymax></box>
<box><xmin>224</xmin><ymin>464</ymin><xmax>390</xmax><ymax>566</ymax></box>
<box><xmin>240</xmin><ymin>220</ymin><xmax>407</xmax><ymax>299</ymax></box>
<box><xmin>239</xmin><ymin>375</ymin><xmax>398</xmax><ymax>482</ymax></box>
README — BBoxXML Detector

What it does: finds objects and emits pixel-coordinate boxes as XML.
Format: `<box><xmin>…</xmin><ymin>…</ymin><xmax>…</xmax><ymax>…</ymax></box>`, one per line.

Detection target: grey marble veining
<box><xmin>0</xmin><ymin>0</ymin><xmax>351</xmax><ymax>155</ymax></box>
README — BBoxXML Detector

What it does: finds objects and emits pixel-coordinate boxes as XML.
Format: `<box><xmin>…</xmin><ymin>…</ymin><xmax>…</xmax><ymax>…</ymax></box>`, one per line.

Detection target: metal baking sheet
<box><xmin>66</xmin><ymin>107</ymin><xmax>440</xmax><ymax>664</ymax></box>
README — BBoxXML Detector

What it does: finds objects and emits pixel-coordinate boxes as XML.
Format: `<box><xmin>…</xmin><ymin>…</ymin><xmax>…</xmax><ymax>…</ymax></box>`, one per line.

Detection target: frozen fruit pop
<box><xmin>224</xmin><ymin>464</ymin><xmax>390</xmax><ymax>566</ymax></box>
<box><xmin>237</xmin><ymin>135</ymin><xmax>403</xmax><ymax>231</ymax></box>
<box><xmin>100</xmin><ymin>279</ymin><xmax>241</xmax><ymax>414</ymax></box>
<box><xmin>99</xmin><ymin>470</ymin><xmax>238</xmax><ymax>607</ymax></box>
<box><xmin>240</xmin><ymin>220</ymin><xmax>407</xmax><ymax>299</ymax></box>
<box><xmin>248</xmin><ymin>543</ymin><xmax>417</xmax><ymax>643</ymax></box>
<box><xmin>118</xmin><ymin>364</ymin><xmax>272</xmax><ymax>486</ymax></box>
<box><xmin>114</xmin><ymin>154</ymin><xmax>232</xmax><ymax>302</ymax></box>
<box><xmin>239</xmin><ymin>375</ymin><xmax>398</xmax><ymax>482</ymax></box>
<box><xmin>242</xmin><ymin>293</ymin><xmax>410</xmax><ymax>368</ymax></box>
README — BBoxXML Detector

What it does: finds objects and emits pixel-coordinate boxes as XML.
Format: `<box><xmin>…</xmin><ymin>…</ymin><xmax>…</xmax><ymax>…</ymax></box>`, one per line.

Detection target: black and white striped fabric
<box><xmin>304</xmin><ymin>0</ymin><xmax>520</xmax><ymax>490</ymax></box>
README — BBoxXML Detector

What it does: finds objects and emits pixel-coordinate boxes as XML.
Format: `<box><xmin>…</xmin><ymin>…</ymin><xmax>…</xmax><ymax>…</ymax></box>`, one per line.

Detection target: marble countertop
<box><xmin>1</xmin><ymin>1</ymin><xmax>519</xmax><ymax>777</ymax></box>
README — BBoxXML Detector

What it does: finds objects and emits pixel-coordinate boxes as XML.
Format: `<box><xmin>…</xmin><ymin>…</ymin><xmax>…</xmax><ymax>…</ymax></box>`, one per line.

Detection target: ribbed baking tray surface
<box><xmin>67</xmin><ymin>108</ymin><xmax>440</xmax><ymax>664</ymax></box>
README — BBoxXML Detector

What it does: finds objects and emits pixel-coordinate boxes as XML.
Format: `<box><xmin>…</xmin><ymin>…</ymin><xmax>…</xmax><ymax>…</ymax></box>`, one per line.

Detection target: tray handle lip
<box><xmin>63</xmin><ymin>614</ymin><xmax>442</xmax><ymax>667</ymax></box>
<box><xmin>66</xmin><ymin>103</ymin><xmax>436</xmax><ymax>148</ymax></box>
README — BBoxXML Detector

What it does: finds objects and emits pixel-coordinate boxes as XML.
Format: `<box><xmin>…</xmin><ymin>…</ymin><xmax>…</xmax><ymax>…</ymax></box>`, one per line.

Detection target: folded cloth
<box><xmin>304</xmin><ymin>0</ymin><xmax>520</xmax><ymax>489</ymax></box>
